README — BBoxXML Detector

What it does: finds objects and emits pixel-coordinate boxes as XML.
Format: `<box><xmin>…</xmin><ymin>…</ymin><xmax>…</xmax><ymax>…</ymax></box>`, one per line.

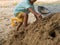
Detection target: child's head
<box><xmin>30</xmin><ymin>0</ymin><xmax>37</xmax><ymax>4</ymax></box>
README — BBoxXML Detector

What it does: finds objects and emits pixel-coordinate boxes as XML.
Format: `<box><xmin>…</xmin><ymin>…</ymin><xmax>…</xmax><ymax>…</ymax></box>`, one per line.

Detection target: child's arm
<box><xmin>28</xmin><ymin>8</ymin><xmax>42</xmax><ymax>19</ymax></box>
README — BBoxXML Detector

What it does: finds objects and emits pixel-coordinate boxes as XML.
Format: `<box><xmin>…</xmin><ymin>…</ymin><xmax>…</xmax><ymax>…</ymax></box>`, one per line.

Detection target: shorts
<box><xmin>11</xmin><ymin>12</ymin><xmax>24</xmax><ymax>26</ymax></box>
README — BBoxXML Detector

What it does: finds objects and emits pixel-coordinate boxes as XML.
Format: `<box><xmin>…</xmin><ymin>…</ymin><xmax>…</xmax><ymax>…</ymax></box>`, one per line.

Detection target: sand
<box><xmin>0</xmin><ymin>12</ymin><xmax>60</xmax><ymax>45</ymax></box>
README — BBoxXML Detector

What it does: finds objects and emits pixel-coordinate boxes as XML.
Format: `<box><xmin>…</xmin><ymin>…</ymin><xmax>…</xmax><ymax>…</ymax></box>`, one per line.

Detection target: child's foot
<box><xmin>23</xmin><ymin>24</ymin><xmax>29</xmax><ymax>30</ymax></box>
<box><xmin>24</xmin><ymin>26</ymin><xmax>29</xmax><ymax>30</ymax></box>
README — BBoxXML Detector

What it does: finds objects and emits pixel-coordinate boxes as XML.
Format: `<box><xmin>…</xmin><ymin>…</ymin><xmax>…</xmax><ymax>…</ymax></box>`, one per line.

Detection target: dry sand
<box><xmin>0</xmin><ymin>12</ymin><xmax>60</xmax><ymax>45</ymax></box>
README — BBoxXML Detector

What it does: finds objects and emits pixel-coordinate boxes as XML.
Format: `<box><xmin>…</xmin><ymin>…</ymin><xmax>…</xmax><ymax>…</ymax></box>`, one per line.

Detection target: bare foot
<box><xmin>24</xmin><ymin>24</ymin><xmax>29</xmax><ymax>30</ymax></box>
<box><xmin>24</xmin><ymin>26</ymin><xmax>29</xmax><ymax>30</ymax></box>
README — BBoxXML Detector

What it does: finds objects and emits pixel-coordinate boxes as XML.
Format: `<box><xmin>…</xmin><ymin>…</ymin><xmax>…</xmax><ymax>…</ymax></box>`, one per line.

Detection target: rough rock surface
<box><xmin>0</xmin><ymin>13</ymin><xmax>60</xmax><ymax>45</ymax></box>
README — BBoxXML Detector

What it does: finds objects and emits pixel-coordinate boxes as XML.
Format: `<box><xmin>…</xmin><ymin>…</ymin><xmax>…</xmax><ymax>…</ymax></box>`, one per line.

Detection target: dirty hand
<box><xmin>36</xmin><ymin>13</ymin><xmax>42</xmax><ymax>19</ymax></box>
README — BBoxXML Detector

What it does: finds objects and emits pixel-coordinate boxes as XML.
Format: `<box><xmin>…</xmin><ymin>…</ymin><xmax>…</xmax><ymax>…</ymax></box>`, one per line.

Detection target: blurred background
<box><xmin>0</xmin><ymin>0</ymin><xmax>60</xmax><ymax>6</ymax></box>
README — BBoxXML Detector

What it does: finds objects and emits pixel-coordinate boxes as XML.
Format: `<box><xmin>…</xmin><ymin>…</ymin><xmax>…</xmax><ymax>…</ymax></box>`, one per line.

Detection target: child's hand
<box><xmin>36</xmin><ymin>13</ymin><xmax>42</xmax><ymax>20</ymax></box>
<box><xmin>37</xmin><ymin>13</ymin><xmax>42</xmax><ymax>19</ymax></box>
<box><xmin>28</xmin><ymin>8</ymin><xmax>42</xmax><ymax>19</ymax></box>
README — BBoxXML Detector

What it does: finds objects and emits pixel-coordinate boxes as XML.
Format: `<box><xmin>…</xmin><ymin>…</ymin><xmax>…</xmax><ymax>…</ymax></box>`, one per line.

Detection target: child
<box><xmin>11</xmin><ymin>0</ymin><xmax>42</xmax><ymax>30</ymax></box>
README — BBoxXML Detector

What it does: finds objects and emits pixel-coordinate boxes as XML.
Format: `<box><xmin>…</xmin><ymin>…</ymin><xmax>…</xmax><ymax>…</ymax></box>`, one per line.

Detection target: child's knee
<box><xmin>23</xmin><ymin>13</ymin><xmax>28</xmax><ymax>18</ymax></box>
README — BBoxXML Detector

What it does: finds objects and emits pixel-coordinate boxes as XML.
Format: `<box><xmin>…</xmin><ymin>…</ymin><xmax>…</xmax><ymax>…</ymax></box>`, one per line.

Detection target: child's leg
<box><xmin>16</xmin><ymin>12</ymin><xmax>24</xmax><ymax>30</ymax></box>
<box><xmin>22</xmin><ymin>13</ymin><xmax>28</xmax><ymax>30</ymax></box>
<box><xmin>17</xmin><ymin>22</ymin><xmax>22</xmax><ymax>31</ymax></box>
<box><xmin>16</xmin><ymin>12</ymin><xmax>28</xmax><ymax>30</ymax></box>
<box><xmin>13</xmin><ymin>12</ymin><xmax>28</xmax><ymax>30</ymax></box>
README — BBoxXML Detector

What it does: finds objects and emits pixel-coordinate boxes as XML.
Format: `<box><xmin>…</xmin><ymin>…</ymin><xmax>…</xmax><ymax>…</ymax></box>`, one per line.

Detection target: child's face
<box><xmin>30</xmin><ymin>0</ymin><xmax>37</xmax><ymax>4</ymax></box>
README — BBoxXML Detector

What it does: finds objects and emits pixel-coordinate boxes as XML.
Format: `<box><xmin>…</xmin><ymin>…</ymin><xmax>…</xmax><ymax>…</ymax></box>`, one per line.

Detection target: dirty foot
<box><xmin>24</xmin><ymin>26</ymin><xmax>28</xmax><ymax>30</ymax></box>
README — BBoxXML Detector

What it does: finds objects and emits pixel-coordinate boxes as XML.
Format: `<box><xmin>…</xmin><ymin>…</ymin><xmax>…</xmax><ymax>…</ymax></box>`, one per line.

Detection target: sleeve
<box><xmin>24</xmin><ymin>2</ymin><xmax>31</xmax><ymax>9</ymax></box>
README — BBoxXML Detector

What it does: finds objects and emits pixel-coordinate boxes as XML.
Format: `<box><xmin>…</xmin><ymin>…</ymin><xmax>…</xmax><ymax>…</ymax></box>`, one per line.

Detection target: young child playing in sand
<box><xmin>11</xmin><ymin>0</ymin><xmax>42</xmax><ymax>30</ymax></box>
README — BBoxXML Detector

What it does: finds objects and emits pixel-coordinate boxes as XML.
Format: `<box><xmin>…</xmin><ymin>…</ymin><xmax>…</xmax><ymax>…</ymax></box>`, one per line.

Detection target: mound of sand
<box><xmin>0</xmin><ymin>13</ymin><xmax>60</xmax><ymax>45</ymax></box>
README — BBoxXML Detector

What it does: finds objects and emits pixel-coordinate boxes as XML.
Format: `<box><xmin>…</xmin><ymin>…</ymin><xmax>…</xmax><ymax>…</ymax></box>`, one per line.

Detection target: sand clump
<box><xmin>0</xmin><ymin>13</ymin><xmax>60</xmax><ymax>45</ymax></box>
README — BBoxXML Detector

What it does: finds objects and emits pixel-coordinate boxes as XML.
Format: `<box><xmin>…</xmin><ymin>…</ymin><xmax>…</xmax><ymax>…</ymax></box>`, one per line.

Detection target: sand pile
<box><xmin>0</xmin><ymin>13</ymin><xmax>60</xmax><ymax>45</ymax></box>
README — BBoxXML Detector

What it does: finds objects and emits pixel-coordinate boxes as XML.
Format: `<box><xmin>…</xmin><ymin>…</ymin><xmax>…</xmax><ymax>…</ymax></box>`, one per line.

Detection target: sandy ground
<box><xmin>0</xmin><ymin>12</ymin><xmax>60</xmax><ymax>45</ymax></box>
